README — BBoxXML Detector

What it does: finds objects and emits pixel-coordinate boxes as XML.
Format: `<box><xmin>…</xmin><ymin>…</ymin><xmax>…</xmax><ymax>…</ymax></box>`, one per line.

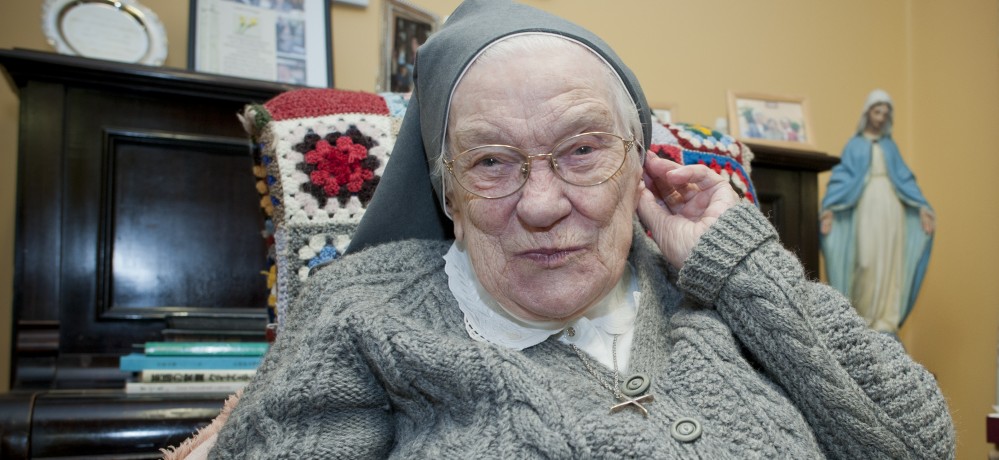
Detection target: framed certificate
<box><xmin>189</xmin><ymin>0</ymin><xmax>333</xmax><ymax>87</ymax></box>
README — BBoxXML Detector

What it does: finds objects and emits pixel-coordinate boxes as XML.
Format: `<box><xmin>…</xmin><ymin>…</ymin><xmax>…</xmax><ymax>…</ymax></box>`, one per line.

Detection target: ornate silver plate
<box><xmin>42</xmin><ymin>0</ymin><xmax>168</xmax><ymax>65</ymax></box>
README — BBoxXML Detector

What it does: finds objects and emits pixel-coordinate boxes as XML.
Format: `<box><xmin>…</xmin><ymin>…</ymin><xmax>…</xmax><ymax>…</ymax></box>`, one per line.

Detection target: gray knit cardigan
<box><xmin>210</xmin><ymin>204</ymin><xmax>954</xmax><ymax>458</ymax></box>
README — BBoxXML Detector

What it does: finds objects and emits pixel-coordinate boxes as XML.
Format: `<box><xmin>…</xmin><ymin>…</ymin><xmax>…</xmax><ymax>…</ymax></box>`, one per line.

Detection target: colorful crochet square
<box><xmin>266</xmin><ymin>114</ymin><xmax>395</xmax><ymax>225</ymax></box>
<box><xmin>240</xmin><ymin>89</ymin><xmax>406</xmax><ymax>326</ymax></box>
<box><xmin>649</xmin><ymin>122</ymin><xmax>757</xmax><ymax>204</ymax></box>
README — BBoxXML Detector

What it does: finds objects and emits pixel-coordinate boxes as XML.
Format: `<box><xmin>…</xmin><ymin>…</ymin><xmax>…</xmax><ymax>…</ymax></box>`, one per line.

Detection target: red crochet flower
<box><xmin>296</xmin><ymin>126</ymin><xmax>382</xmax><ymax>207</ymax></box>
<box><xmin>305</xmin><ymin>136</ymin><xmax>370</xmax><ymax>196</ymax></box>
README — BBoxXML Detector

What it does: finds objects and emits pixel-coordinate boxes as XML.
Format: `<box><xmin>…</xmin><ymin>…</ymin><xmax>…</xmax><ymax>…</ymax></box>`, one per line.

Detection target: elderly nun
<box><xmin>197</xmin><ymin>1</ymin><xmax>955</xmax><ymax>458</ymax></box>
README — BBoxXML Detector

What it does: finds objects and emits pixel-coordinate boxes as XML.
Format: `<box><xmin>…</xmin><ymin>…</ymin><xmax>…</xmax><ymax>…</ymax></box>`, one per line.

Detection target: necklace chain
<box><xmin>568</xmin><ymin>328</ymin><xmax>625</xmax><ymax>399</ymax></box>
<box><xmin>566</xmin><ymin>327</ymin><xmax>655</xmax><ymax>417</ymax></box>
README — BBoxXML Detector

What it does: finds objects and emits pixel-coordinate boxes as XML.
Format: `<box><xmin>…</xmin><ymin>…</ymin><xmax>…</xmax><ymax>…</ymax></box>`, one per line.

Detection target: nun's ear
<box><xmin>449</xmin><ymin>197</ymin><xmax>465</xmax><ymax>243</ymax></box>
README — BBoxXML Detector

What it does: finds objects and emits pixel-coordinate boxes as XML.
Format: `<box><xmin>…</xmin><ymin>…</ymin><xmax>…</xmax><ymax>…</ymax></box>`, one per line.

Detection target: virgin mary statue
<box><xmin>820</xmin><ymin>89</ymin><xmax>935</xmax><ymax>334</ymax></box>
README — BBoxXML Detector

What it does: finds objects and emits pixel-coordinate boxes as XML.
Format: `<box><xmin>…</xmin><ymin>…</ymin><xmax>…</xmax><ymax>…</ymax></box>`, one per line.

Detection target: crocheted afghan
<box><xmin>239</xmin><ymin>88</ymin><xmax>410</xmax><ymax>326</ymax></box>
<box><xmin>649</xmin><ymin>122</ymin><xmax>756</xmax><ymax>204</ymax></box>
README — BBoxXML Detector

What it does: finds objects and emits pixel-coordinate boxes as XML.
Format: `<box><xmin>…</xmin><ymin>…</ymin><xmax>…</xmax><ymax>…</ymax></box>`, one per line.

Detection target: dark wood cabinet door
<box><xmin>750</xmin><ymin>144</ymin><xmax>839</xmax><ymax>279</ymax></box>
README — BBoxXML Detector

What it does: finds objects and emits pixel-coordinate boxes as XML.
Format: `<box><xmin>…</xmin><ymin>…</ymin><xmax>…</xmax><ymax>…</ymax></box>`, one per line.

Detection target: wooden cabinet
<box><xmin>1</xmin><ymin>49</ymin><xmax>292</xmax><ymax>391</ymax></box>
<box><xmin>0</xmin><ymin>49</ymin><xmax>292</xmax><ymax>459</ymax></box>
<box><xmin>0</xmin><ymin>49</ymin><xmax>837</xmax><ymax>458</ymax></box>
<box><xmin>749</xmin><ymin>144</ymin><xmax>839</xmax><ymax>278</ymax></box>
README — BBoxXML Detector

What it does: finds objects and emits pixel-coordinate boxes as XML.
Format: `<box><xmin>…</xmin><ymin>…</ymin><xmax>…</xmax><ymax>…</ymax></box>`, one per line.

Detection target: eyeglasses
<box><xmin>444</xmin><ymin>132</ymin><xmax>635</xmax><ymax>199</ymax></box>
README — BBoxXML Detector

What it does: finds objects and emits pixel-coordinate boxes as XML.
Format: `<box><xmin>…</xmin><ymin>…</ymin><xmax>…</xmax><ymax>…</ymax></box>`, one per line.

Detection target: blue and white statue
<box><xmin>820</xmin><ymin>89</ymin><xmax>935</xmax><ymax>333</ymax></box>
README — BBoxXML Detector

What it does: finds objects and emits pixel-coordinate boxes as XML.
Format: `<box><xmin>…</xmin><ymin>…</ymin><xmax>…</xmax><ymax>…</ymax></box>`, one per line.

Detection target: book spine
<box><xmin>143</xmin><ymin>341</ymin><xmax>269</xmax><ymax>356</ymax></box>
<box><xmin>139</xmin><ymin>369</ymin><xmax>256</xmax><ymax>383</ymax></box>
<box><xmin>118</xmin><ymin>353</ymin><xmax>263</xmax><ymax>371</ymax></box>
<box><xmin>124</xmin><ymin>381</ymin><xmax>248</xmax><ymax>395</ymax></box>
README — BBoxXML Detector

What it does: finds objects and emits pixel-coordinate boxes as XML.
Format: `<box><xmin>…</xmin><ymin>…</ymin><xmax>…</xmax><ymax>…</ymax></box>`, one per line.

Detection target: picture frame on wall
<box><xmin>651</xmin><ymin>105</ymin><xmax>674</xmax><ymax>124</ymax></box>
<box><xmin>381</xmin><ymin>0</ymin><xmax>439</xmax><ymax>93</ymax></box>
<box><xmin>189</xmin><ymin>0</ymin><xmax>333</xmax><ymax>87</ymax></box>
<box><xmin>727</xmin><ymin>91</ymin><xmax>816</xmax><ymax>151</ymax></box>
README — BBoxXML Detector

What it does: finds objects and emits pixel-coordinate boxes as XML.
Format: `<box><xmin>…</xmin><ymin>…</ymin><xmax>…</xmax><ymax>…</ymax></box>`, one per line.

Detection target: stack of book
<box><xmin>120</xmin><ymin>341</ymin><xmax>268</xmax><ymax>394</ymax></box>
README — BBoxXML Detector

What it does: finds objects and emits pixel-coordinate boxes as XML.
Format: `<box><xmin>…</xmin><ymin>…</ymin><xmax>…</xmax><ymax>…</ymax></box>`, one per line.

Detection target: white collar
<box><xmin>443</xmin><ymin>241</ymin><xmax>638</xmax><ymax>351</ymax></box>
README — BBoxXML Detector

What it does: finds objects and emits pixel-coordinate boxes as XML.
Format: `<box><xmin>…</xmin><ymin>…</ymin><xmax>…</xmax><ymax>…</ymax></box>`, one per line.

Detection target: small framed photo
<box><xmin>189</xmin><ymin>0</ymin><xmax>333</xmax><ymax>87</ymax></box>
<box><xmin>727</xmin><ymin>91</ymin><xmax>815</xmax><ymax>151</ymax></box>
<box><xmin>651</xmin><ymin>106</ymin><xmax>674</xmax><ymax>124</ymax></box>
<box><xmin>381</xmin><ymin>0</ymin><xmax>439</xmax><ymax>93</ymax></box>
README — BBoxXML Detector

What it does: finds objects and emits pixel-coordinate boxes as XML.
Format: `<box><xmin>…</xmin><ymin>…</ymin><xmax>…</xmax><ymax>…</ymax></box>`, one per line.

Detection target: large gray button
<box><xmin>620</xmin><ymin>373</ymin><xmax>651</xmax><ymax>396</ymax></box>
<box><xmin>670</xmin><ymin>417</ymin><xmax>702</xmax><ymax>442</ymax></box>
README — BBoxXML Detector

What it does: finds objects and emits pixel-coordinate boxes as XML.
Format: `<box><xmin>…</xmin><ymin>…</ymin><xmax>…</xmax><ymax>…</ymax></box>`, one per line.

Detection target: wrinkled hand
<box><xmin>820</xmin><ymin>210</ymin><xmax>833</xmax><ymax>235</ymax></box>
<box><xmin>636</xmin><ymin>154</ymin><xmax>741</xmax><ymax>269</ymax></box>
<box><xmin>920</xmin><ymin>208</ymin><xmax>936</xmax><ymax>234</ymax></box>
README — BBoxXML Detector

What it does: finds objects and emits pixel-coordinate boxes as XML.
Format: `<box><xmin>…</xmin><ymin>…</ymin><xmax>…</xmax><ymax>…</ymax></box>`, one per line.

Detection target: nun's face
<box><xmin>446</xmin><ymin>45</ymin><xmax>642</xmax><ymax>322</ymax></box>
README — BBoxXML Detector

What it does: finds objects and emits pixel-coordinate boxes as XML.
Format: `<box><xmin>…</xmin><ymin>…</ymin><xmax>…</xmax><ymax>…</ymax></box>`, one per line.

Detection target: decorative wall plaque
<box><xmin>42</xmin><ymin>0</ymin><xmax>168</xmax><ymax>66</ymax></box>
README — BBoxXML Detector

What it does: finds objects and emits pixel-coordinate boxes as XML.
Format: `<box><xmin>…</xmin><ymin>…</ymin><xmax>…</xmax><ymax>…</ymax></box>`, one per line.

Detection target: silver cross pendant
<box><xmin>610</xmin><ymin>393</ymin><xmax>655</xmax><ymax>418</ymax></box>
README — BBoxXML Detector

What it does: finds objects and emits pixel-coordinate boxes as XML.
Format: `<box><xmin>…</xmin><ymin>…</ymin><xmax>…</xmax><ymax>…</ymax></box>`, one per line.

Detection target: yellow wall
<box><xmin>1</xmin><ymin>1</ymin><xmax>996</xmax><ymax>458</ymax></box>
<box><xmin>904</xmin><ymin>2</ymin><xmax>999</xmax><ymax>459</ymax></box>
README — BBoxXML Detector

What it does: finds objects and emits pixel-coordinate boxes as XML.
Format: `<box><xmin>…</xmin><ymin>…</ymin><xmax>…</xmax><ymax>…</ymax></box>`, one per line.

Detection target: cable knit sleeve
<box><xmin>209</xmin><ymin>260</ymin><xmax>395</xmax><ymax>458</ymax></box>
<box><xmin>677</xmin><ymin>203</ymin><xmax>955</xmax><ymax>460</ymax></box>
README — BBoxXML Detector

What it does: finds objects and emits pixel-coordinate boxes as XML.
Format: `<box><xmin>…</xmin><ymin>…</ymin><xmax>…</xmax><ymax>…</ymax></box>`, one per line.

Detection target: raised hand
<box><xmin>636</xmin><ymin>154</ymin><xmax>740</xmax><ymax>269</ymax></box>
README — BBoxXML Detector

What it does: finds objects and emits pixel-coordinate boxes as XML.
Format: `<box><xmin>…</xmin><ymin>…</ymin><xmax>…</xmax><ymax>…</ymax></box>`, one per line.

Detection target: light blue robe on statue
<box><xmin>821</xmin><ymin>135</ymin><xmax>933</xmax><ymax>327</ymax></box>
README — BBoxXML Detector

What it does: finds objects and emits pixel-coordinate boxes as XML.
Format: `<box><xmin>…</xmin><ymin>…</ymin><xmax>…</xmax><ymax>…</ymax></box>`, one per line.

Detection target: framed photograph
<box><xmin>381</xmin><ymin>0</ymin><xmax>439</xmax><ymax>93</ymax></box>
<box><xmin>651</xmin><ymin>106</ymin><xmax>674</xmax><ymax>124</ymax></box>
<box><xmin>727</xmin><ymin>91</ymin><xmax>816</xmax><ymax>151</ymax></box>
<box><xmin>189</xmin><ymin>0</ymin><xmax>333</xmax><ymax>87</ymax></box>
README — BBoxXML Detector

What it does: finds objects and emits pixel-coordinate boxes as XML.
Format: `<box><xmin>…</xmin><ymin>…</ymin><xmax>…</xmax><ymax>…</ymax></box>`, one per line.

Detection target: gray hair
<box><xmin>433</xmin><ymin>33</ymin><xmax>644</xmax><ymax>204</ymax></box>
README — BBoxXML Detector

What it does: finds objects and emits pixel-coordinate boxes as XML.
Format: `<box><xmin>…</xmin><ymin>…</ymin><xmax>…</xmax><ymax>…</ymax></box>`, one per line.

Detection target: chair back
<box><xmin>241</xmin><ymin>89</ymin><xmax>411</xmax><ymax>327</ymax></box>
